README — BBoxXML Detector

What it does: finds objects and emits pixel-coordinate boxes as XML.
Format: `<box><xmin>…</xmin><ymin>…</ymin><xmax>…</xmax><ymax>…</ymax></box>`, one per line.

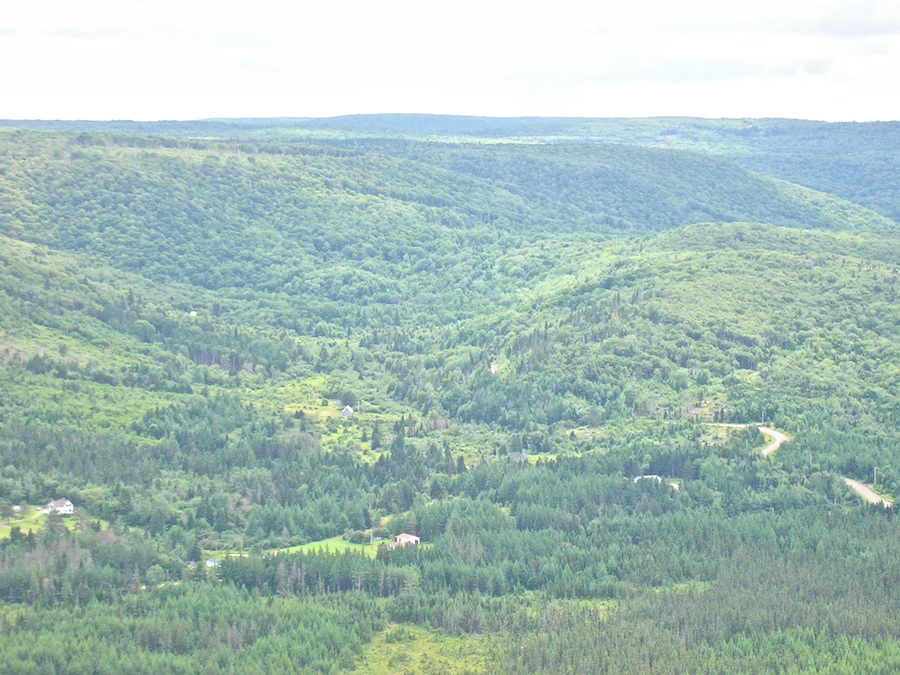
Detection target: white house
<box><xmin>46</xmin><ymin>499</ymin><xmax>74</xmax><ymax>515</ymax></box>
<box><xmin>341</xmin><ymin>405</ymin><xmax>354</xmax><ymax>418</ymax></box>
<box><xmin>392</xmin><ymin>533</ymin><xmax>420</xmax><ymax>545</ymax></box>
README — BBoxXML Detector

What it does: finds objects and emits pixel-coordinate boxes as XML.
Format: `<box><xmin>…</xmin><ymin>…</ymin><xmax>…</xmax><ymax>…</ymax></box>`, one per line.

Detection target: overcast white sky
<box><xmin>2</xmin><ymin>0</ymin><xmax>899</xmax><ymax>121</ymax></box>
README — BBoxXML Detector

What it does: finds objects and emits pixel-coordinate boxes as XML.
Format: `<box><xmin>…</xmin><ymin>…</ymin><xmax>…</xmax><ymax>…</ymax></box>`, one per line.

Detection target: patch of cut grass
<box><xmin>0</xmin><ymin>504</ymin><xmax>111</xmax><ymax>540</ymax></box>
<box><xmin>0</xmin><ymin>517</ymin><xmax>46</xmax><ymax>538</ymax></box>
<box><xmin>345</xmin><ymin>624</ymin><xmax>490</xmax><ymax>675</ymax></box>
<box><xmin>272</xmin><ymin>534</ymin><xmax>383</xmax><ymax>559</ymax></box>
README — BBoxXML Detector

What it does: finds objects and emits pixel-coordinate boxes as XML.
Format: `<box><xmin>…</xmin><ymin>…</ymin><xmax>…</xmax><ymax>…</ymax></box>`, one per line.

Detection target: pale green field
<box><xmin>345</xmin><ymin>624</ymin><xmax>490</xmax><ymax>675</ymax></box>
<box><xmin>0</xmin><ymin>505</ymin><xmax>47</xmax><ymax>538</ymax></box>
<box><xmin>0</xmin><ymin>506</ymin><xmax>111</xmax><ymax>539</ymax></box>
<box><xmin>271</xmin><ymin>534</ymin><xmax>384</xmax><ymax>558</ymax></box>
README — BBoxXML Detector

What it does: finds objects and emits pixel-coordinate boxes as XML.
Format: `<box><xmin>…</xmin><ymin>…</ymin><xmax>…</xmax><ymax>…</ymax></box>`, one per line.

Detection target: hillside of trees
<box><xmin>0</xmin><ymin>119</ymin><xmax>898</xmax><ymax>673</ymax></box>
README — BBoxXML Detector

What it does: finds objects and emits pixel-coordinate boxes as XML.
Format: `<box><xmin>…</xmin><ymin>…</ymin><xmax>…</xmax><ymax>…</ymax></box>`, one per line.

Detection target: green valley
<box><xmin>0</xmin><ymin>117</ymin><xmax>898</xmax><ymax>674</ymax></box>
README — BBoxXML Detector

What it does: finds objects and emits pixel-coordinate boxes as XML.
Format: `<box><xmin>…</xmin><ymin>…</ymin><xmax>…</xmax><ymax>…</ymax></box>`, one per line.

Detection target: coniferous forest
<box><xmin>0</xmin><ymin>115</ymin><xmax>899</xmax><ymax>673</ymax></box>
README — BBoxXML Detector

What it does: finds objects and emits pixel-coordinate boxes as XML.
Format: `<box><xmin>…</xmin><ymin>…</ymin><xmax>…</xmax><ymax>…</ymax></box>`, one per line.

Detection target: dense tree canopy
<box><xmin>0</xmin><ymin>119</ymin><xmax>898</xmax><ymax>673</ymax></box>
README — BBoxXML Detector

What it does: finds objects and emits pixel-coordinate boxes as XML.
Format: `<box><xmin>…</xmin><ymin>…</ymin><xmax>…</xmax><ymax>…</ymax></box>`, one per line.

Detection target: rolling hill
<box><xmin>1</xmin><ymin>120</ymin><xmax>900</xmax><ymax>675</ymax></box>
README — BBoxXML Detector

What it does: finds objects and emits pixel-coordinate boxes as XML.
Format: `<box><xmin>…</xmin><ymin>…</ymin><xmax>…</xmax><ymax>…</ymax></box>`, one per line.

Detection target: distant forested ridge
<box><xmin>0</xmin><ymin>116</ymin><xmax>898</xmax><ymax>674</ymax></box>
<box><xmin>5</xmin><ymin>114</ymin><xmax>896</xmax><ymax>219</ymax></box>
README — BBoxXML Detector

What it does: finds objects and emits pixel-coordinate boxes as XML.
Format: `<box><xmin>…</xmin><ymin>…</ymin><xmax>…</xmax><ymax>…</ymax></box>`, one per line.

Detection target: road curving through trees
<box><xmin>707</xmin><ymin>423</ymin><xmax>786</xmax><ymax>457</ymax></box>
<box><xmin>710</xmin><ymin>422</ymin><xmax>892</xmax><ymax>507</ymax></box>
<box><xmin>842</xmin><ymin>477</ymin><xmax>893</xmax><ymax>508</ymax></box>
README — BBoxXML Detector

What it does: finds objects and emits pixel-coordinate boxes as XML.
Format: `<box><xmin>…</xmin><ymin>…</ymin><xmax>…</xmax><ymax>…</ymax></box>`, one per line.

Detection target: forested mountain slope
<box><xmin>288</xmin><ymin>115</ymin><xmax>900</xmax><ymax>223</ymax></box>
<box><xmin>315</xmin><ymin>115</ymin><xmax>900</xmax><ymax>223</ymax></box>
<box><xmin>6</xmin><ymin>114</ymin><xmax>898</xmax><ymax>220</ymax></box>
<box><xmin>2</xmin><ymin>130</ymin><xmax>897</xmax><ymax>444</ymax></box>
<box><xmin>1</xmin><ymin>124</ymin><xmax>900</xmax><ymax>675</ymax></box>
<box><xmin>389</xmin><ymin>223</ymin><xmax>900</xmax><ymax>468</ymax></box>
<box><xmin>374</xmin><ymin>141</ymin><xmax>893</xmax><ymax>231</ymax></box>
<box><xmin>0</xmin><ymin>129</ymin><xmax>889</xmax><ymax>371</ymax></box>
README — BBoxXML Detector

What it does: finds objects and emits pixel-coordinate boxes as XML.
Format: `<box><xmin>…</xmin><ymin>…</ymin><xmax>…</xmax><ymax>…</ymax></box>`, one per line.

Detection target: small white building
<box><xmin>341</xmin><ymin>405</ymin><xmax>354</xmax><ymax>418</ymax></box>
<box><xmin>46</xmin><ymin>499</ymin><xmax>74</xmax><ymax>515</ymax></box>
<box><xmin>392</xmin><ymin>533</ymin><xmax>420</xmax><ymax>546</ymax></box>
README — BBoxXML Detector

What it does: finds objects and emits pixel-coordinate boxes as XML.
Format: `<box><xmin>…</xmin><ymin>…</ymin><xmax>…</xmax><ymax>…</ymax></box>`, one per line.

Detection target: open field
<box><xmin>0</xmin><ymin>506</ymin><xmax>97</xmax><ymax>539</ymax></box>
<box><xmin>272</xmin><ymin>535</ymin><xmax>384</xmax><ymax>558</ymax></box>
<box><xmin>346</xmin><ymin>624</ymin><xmax>489</xmax><ymax>675</ymax></box>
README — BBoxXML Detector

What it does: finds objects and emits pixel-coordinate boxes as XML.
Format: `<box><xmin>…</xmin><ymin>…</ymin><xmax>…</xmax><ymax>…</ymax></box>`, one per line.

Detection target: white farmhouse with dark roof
<box><xmin>46</xmin><ymin>498</ymin><xmax>74</xmax><ymax>515</ymax></box>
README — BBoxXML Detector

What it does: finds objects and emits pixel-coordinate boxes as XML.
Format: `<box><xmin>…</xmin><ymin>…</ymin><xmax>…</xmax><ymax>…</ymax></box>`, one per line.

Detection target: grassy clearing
<box><xmin>345</xmin><ymin>624</ymin><xmax>490</xmax><ymax>675</ymax></box>
<box><xmin>0</xmin><ymin>508</ymin><xmax>96</xmax><ymax>539</ymax></box>
<box><xmin>0</xmin><ymin>506</ymin><xmax>47</xmax><ymax>538</ymax></box>
<box><xmin>245</xmin><ymin>374</ymin><xmax>406</xmax><ymax>421</ymax></box>
<box><xmin>0</xmin><ymin>503</ymin><xmax>114</xmax><ymax>540</ymax></box>
<box><xmin>271</xmin><ymin>535</ymin><xmax>384</xmax><ymax>559</ymax></box>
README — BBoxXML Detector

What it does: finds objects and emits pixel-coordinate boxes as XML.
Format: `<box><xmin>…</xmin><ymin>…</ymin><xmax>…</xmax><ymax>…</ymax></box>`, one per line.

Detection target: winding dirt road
<box><xmin>757</xmin><ymin>427</ymin><xmax>787</xmax><ymax>458</ymax></box>
<box><xmin>712</xmin><ymin>423</ymin><xmax>892</xmax><ymax>507</ymax></box>
<box><xmin>842</xmin><ymin>477</ymin><xmax>893</xmax><ymax>508</ymax></box>
<box><xmin>708</xmin><ymin>423</ymin><xmax>787</xmax><ymax>457</ymax></box>
<box><xmin>2</xmin><ymin>510</ymin><xmax>43</xmax><ymax>528</ymax></box>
